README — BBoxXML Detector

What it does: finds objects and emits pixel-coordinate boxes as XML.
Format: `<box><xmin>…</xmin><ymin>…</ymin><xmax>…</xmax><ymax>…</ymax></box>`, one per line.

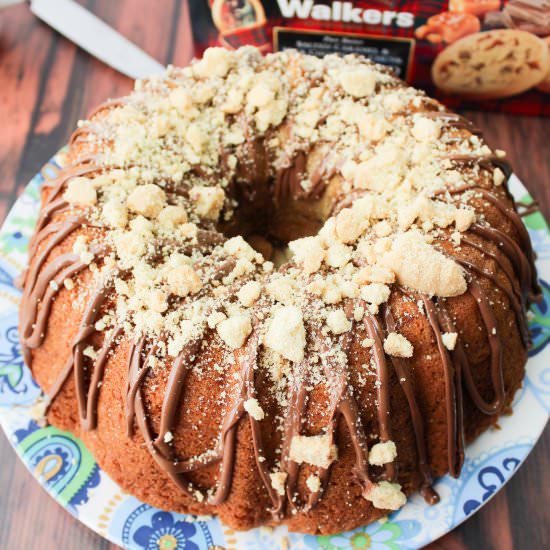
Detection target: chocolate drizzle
<box><xmin>153</xmin><ymin>340</ymin><xmax>200</xmax><ymax>455</ymax></box>
<box><xmin>122</xmin><ymin>327</ymin><xmax>284</xmax><ymax>510</ymax></box>
<box><xmin>446</xmin><ymin>154</ymin><xmax>513</xmax><ymax>181</ymax></box>
<box><xmin>210</xmin><ymin>327</ymin><xmax>264</xmax><ymax>506</ymax></box>
<box><xmin>274</xmin><ymin>149</ymin><xmax>334</xmax><ymax>204</ymax></box>
<box><xmin>71</xmin><ymin>279</ymin><xmax>117</xmax><ymax>429</ymax></box>
<box><xmin>456</xmin><ymin>256</ymin><xmax>527</xmax><ymax>345</ymax></box>
<box><xmin>516</xmin><ymin>200</ymin><xmax>540</xmax><ymax>218</ymax></box>
<box><xmin>424</xmin><ymin>111</ymin><xmax>482</xmax><ymax>136</ymax></box>
<box><xmin>383</xmin><ymin>306</ymin><xmax>438</xmax><ymax>503</ymax></box>
<box><xmin>471</xmin><ymin>223</ymin><xmax>538</xmax><ymax>302</ymax></box>
<box><xmin>18</xmin><ymin>215</ymin><xmax>85</xmax><ymax>289</ymax></box>
<box><xmin>119</xmin><ymin>308</ymin><xmax>415</xmax><ymax>514</ymax></box>
<box><xmin>279</xmin><ymin>357</ymin><xmax>311</xmax><ymax>511</ymax></box>
<box><xmin>438</xmin><ymin>183</ymin><xmax>537</xmax><ymax>296</ymax></box>
<box><xmin>21</xmin><ymin>252</ymin><xmax>91</xmax><ymax>354</ymax></box>
<box><xmin>363</xmin><ymin>313</ymin><xmax>394</xmax><ymax>479</ymax></box>
<box><xmin>274</xmin><ymin>151</ymin><xmax>308</xmax><ymax>205</ymax></box>
<box><xmin>234</xmin><ymin>114</ymin><xmax>269</xmax><ymax>199</ymax></box>
<box><xmin>420</xmin><ymin>297</ymin><xmax>461</xmax><ymax>477</ymax></box>
<box><xmin>281</xmin><ymin>312</ymin><xmax>391</xmax><ymax>513</ymax></box>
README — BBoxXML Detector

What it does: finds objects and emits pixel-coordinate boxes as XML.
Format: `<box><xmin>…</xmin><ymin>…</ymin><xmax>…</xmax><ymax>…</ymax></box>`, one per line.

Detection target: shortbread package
<box><xmin>189</xmin><ymin>0</ymin><xmax>550</xmax><ymax>115</ymax></box>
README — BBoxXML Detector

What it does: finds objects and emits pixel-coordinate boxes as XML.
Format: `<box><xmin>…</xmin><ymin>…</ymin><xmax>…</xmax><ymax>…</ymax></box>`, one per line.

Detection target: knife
<box><xmin>27</xmin><ymin>0</ymin><xmax>166</xmax><ymax>80</ymax></box>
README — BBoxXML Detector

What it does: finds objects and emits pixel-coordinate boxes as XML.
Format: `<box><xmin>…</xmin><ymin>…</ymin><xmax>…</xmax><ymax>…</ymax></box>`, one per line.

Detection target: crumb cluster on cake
<box><xmin>19</xmin><ymin>46</ymin><xmax>539</xmax><ymax>534</ymax></box>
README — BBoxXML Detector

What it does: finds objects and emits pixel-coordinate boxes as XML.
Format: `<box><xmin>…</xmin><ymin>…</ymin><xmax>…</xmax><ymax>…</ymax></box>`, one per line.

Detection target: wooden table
<box><xmin>0</xmin><ymin>1</ymin><xmax>548</xmax><ymax>548</ymax></box>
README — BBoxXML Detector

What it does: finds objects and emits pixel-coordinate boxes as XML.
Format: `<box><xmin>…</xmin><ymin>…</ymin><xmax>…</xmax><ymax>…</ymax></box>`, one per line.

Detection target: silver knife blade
<box><xmin>0</xmin><ymin>0</ymin><xmax>25</xmax><ymax>9</ymax></box>
<box><xmin>30</xmin><ymin>0</ymin><xmax>166</xmax><ymax>80</ymax></box>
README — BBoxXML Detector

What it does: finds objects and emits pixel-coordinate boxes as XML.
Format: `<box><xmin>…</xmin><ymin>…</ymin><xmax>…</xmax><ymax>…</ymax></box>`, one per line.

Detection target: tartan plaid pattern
<box><xmin>189</xmin><ymin>0</ymin><xmax>549</xmax><ymax>116</ymax></box>
<box><xmin>220</xmin><ymin>23</ymin><xmax>270</xmax><ymax>50</ymax></box>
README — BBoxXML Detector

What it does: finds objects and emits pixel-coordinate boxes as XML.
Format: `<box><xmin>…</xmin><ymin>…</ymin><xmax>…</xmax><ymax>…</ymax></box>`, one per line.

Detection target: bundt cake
<box><xmin>18</xmin><ymin>46</ymin><xmax>539</xmax><ymax>535</ymax></box>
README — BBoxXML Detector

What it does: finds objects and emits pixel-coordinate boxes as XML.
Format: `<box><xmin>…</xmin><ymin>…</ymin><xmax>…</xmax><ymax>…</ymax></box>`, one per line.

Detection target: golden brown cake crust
<box><xmin>20</xmin><ymin>47</ymin><xmax>537</xmax><ymax>535</ymax></box>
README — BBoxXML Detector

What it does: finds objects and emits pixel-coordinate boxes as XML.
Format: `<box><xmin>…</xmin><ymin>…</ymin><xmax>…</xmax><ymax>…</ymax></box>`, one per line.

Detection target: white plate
<box><xmin>0</xmin><ymin>152</ymin><xmax>548</xmax><ymax>549</ymax></box>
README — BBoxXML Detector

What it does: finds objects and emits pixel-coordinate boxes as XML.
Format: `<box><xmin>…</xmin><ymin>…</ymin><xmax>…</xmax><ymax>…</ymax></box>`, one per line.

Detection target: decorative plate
<box><xmin>0</xmin><ymin>152</ymin><xmax>549</xmax><ymax>550</ymax></box>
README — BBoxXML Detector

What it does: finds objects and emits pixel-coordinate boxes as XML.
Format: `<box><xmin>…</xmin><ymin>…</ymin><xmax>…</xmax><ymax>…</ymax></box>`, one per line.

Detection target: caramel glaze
<box><xmin>20</xmin><ymin>97</ymin><xmax>540</xmax><ymax>516</ymax></box>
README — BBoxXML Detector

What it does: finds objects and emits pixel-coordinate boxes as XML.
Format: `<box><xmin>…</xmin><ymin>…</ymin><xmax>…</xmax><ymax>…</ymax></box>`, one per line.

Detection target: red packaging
<box><xmin>189</xmin><ymin>1</ymin><xmax>550</xmax><ymax>115</ymax></box>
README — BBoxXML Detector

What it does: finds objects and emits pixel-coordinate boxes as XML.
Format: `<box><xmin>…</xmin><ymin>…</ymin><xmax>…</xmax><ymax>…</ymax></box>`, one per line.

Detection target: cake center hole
<box><xmin>217</xmin><ymin>184</ymin><xmax>326</xmax><ymax>266</ymax></box>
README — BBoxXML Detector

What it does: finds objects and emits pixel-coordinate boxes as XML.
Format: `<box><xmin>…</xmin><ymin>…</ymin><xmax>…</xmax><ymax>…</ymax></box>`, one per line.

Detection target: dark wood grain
<box><xmin>0</xmin><ymin>1</ymin><xmax>548</xmax><ymax>549</ymax></box>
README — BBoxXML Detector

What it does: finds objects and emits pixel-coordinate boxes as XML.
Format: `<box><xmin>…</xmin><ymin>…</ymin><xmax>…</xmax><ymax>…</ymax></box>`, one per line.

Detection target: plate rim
<box><xmin>0</xmin><ymin>154</ymin><xmax>548</xmax><ymax>550</ymax></box>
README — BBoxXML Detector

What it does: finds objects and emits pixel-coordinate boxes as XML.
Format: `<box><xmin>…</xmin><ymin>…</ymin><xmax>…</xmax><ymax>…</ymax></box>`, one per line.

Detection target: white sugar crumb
<box><xmin>126</xmin><ymin>184</ymin><xmax>166</xmax><ymax>218</ymax></box>
<box><xmin>158</xmin><ymin>205</ymin><xmax>188</xmax><ymax>228</ymax></box>
<box><xmin>306</xmin><ymin>474</ymin><xmax>321</xmax><ymax>493</ymax></box>
<box><xmin>72</xmin><ymin>235</ymin><xmax>93</xmax><ymax>265</ymax></box>
<box><xmin>63</xmin><ymin>278</ymin><xmax>74</xmax><ymax>290</ymax></box>
<box><xmin>264</xmin><ymin>306</ymin><xmax>306</xmax><ymax>363</ymax></box>
<box><xmin>166</xmin><ymin>265</ymin><xmax>202</xmax><ymax>297</ymax></box>
<box><xmin>360</xmin><ymin>283</ymin><xmax>391</xmax><ymax>309</ymax></box>
<box><xmin>411</xmin><ymin>115</ymin><xmax>440</xmax><ymax>142</ymax></box>
<box><xmin>368</xmin><ymin>441</ymin><xmax>397</xmax><ymax>466</ymax></box>
<box><xmin>493</xmin><ymin>168</ymin><xmax>505</xmax><ymax>186</ymax></box>
<box><xmin>224</xmin><ymin>236</ymin><xmax>262</xmax><ymax>262</ymax></box>
<box><xmin>83</xmin><ymin>346</ymin><xmax>98</xmax><ymax>360</ymax></box>
<box><xmin>148</xmin><ymin>289</ymin><xmax>168</xmax><ymax>313</ymax></box>
<box><xmin>190</xmin><ymin>185</ymin><xmax>225</xmax><ymax>220</ymax></box>
<box><xmin>326</xmin><ymin>309</ymin><xmax>352</xmax><ymax>335</ymax></box>
<box><xmin>185</xmin><ymin>124</ymin><xmax>207</xmax><ymax>154</ymax></box>
<box><xmin>270</xmin><ymin>472</ymin><xmax>287</xmax><ymax>496</ymax></box>
<box><xmin>384</xmin><ymin>332</ymin><xmax>413</xmax><ymax>358</ymax></box>
<box><xmin>243</xmin><ymin>398</ymin><xmax>265</xmax><ymax>421</ymax></box>
<box><xmin>441</xmin><ymin>332</ymin><xmax>458</xmax><ymax>351</ymax></box>
<box><xmin>289</xmin><ymin>236</ymin><xmax>324</xmax><ymax>274</ymax></box>
<box><xmin>373</xmin><ymin>220</ymin><xmax>392</xmax><ymax>238</ymax></box>
<box><xmin>381</xmin><ymin>231</ymin><xmax>467</xmax><ymax>297</ymax></box>
<box><xmin>237</xmin><ymin>281</ymin><xmax>262</xmax><ymax>307</ymax></box>
<box><xmin>289</xmin><ymin>434</ymin><xmax>337</xmax><ymax>469</ymax></box>
<box><xmin>207</xmin><ymin>311</ymin><xmax>226</xmax><ymax>329</ymax></box>
<box><xmin>194</xmin><ymin>47</ymin><xmax>233</xmax><ymax>78</ymax></box>
<box><xmin>163</xmin><ymin>431</ymin><xmax>173</xmax><ymax>443</ymax></box>
<box><xmin>63</xmin><ymin>176</ymin><xmax>97</xmax><ymax>206</ymax></box>
<box><xmin>266</xmin><ymin>277</ymin><xmax>295</xmax><ymax>305</ymax></box>
<box><xmin>103</xmin><ymin>200</ymin><xmax>128</xmax><ymax>228</ymax></box>
<box><xmin>216</xmin><ymin>315</ymin><xmax>252</xmax><ymax>349</ymax></box>
<box><xmin>339</xmin><ymin>66</ymin><xmax>376</xmax><ymax>97</ymax></box>
<box><xmin>355</xmin><ymin>265</ymin><xmax>395</xmax><ymax>286</ymax></box>
<box><xmin>365</xmin><ymin>481</ymin><xmax>406</xmax><ymax>510</ymax></box>
<box><xmin>325</xmin><ymin>242</ymin><xmax>352</xmax><ymax>268</ymax></box>
<box><xmin>455</xmin><ymin>208</ymin><xmax>476</xmax><ymax>232</ymax></box>
<box><xmin>29</xmin><ymin>398</ymin><xmax>48</xmax><ymax>422</ymax></box>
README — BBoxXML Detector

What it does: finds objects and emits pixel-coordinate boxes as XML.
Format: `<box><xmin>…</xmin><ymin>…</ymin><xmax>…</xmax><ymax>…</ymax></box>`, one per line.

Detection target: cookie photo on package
<box><xmin>188</xmin><ymin>1</ymin><xmax>550</xmax><ymax>115</ymax></box>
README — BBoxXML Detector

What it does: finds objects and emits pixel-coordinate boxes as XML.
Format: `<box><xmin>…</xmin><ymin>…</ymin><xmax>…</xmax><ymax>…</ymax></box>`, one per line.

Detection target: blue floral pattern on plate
<box><xmin>0</xmin><ymin>313</ymin><xmax>40</xmax><ymax>406</ymax></box>
<box><xmin>132</xmin><ymin>511</ymin><xmax>199</xmax><ymax>550</ymax></box>
<box><xmin>0</xmin><ymin>161</ymin><xmax>548</xmax><ymax>549</ymax></box>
